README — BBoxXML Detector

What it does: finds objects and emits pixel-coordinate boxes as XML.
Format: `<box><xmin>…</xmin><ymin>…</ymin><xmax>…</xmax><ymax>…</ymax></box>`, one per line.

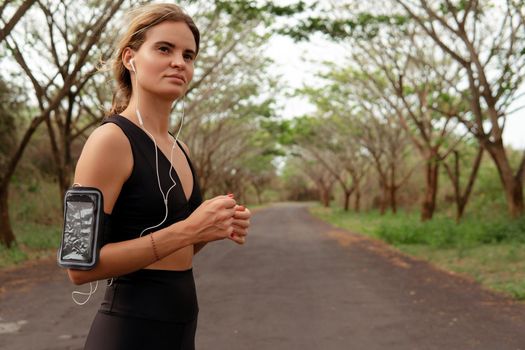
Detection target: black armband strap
<box><xmin>57</xmin><ymin>186</ymin><xmax>108</xmax><ymax>270</ymax></box>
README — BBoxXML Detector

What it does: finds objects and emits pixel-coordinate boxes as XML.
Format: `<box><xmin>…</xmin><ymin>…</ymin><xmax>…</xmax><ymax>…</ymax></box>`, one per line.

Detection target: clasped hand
<box><xmin>186</xmin><ymin>194</ymin><xmax>251</xmax><ymax>245</ymax></box>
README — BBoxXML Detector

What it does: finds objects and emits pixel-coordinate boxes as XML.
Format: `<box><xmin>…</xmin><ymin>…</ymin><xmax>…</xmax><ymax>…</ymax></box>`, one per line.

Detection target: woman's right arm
<box><xmin>67</xmin><ymin>124</ymin><xmax>236</xmax><ymax>285</ymax></box>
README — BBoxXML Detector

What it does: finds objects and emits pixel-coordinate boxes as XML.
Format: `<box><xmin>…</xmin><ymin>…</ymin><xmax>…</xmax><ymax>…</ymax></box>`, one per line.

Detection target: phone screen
<box><xmin>60</xmin><ymin>199</ymin><xmax>96</xmax><ymax>263</ymax></box>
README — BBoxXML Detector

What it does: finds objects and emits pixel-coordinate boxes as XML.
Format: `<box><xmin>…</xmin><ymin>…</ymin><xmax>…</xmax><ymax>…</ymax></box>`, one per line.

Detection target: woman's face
<box><xmin>130</xmin><ymin>20</ymin><xmax>197</xmax><ymax>101</ymax></box>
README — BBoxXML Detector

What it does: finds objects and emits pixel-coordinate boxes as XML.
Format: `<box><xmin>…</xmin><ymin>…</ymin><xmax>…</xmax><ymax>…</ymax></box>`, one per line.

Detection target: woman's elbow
<box><xmin>67</xmin><ymin>269</ymin><xmax>89</xmax><ymax>285</ymax></box>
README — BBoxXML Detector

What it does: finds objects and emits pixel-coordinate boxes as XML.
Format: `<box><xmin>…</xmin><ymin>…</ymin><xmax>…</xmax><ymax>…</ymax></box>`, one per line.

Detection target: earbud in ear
<box><xmin>130</xmin><ymin>59</ymin><xmax>136</xmax><ymax>73</ymax></box>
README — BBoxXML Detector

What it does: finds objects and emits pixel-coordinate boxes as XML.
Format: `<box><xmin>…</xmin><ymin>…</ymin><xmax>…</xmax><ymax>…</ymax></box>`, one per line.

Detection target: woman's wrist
<box><xmin>169</xmin><ymin>219</ymin><xmax>196</xmax><ymax>246</ymax></box>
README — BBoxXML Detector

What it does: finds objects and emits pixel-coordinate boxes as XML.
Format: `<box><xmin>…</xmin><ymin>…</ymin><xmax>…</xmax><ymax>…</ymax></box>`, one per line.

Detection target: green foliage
<box><xmin>280</xmin><ymin>11</ymin><xmax>410</xmax><ymax>41</ymax></box>
<box><xmin>311</xmin><ymin>205</ymin><xmax>525</xmax><ymax>299</ymax></box>
<box><xmin>312</xmin><ymin>205</ymin><xmax>525</xmax><ymax>249</ymax></box>
<box><xmin>10</xmin><ymin>175</ymin><xmax>62</xmax><ymax>225</ymax></box>
<box><xmin>214</xmin><ymin>0</ymin><xmax>307</xmax><ymax>24</ymax></box>
<box><xmin>0</xmin><ymin>244</ymin><xmax>28</xmax><ymax>268</ymax></box>
<box><xmin>15</xmin><ymin>223</ymin><xmax>61</xmax><ymax>249</ymax></box>
<box><xmin>0</xmin><ymin>177</ymin><xmax>64</xmax><ymax>266</ymax></box>
<box><xmin>376</xmin><ymin>215</ymin><xmax>525</xmax><ymax>248</ymax></box>
<box><xmin>0</xmin><ymin>223</ymin><xmax>60</xmax><ymax>267</ymax></box>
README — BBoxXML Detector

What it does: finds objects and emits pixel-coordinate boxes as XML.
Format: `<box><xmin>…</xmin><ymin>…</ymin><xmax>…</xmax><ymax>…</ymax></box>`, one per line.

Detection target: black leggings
<box><xmin>84</xmin><ymin>268</ymin><xmax>199</xmax><ymax>350</ymax></box>
<box><xmin>84</xmin><ymin>311</ymin><xmax>197</xmax><ymax>349</ymax></box>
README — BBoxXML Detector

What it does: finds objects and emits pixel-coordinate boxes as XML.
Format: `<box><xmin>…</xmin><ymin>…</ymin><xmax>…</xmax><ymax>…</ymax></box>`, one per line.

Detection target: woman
<box><xmin>68</xmin><ymin>3</ymin><xmax>251</xmax><ymax>349</ymax></box>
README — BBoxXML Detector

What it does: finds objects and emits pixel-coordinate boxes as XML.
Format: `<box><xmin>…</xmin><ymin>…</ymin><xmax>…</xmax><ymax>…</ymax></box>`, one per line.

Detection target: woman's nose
<box><xmin>171</xmin><ymin>53</ymin><xmax>185</xmax><ymax>69</ymax></box>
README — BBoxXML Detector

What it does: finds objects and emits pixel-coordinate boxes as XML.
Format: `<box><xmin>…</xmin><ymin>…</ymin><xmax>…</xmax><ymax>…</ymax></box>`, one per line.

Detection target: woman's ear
<box><xmin>122</xmin><ymin>48</ymin><xmax>134</xmax><ymax>73</ymax></box>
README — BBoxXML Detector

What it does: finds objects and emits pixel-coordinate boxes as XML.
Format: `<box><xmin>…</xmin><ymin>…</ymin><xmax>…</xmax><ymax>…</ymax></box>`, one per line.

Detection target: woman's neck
<box><xmin>121</xmin><ymin>93</ymin><xmax>174</xmax><ymax>136</ymax></box>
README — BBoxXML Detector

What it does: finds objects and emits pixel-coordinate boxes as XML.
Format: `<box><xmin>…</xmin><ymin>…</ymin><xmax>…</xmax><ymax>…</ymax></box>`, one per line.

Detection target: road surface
<box><xmin>1</xmin><ymin>202</ymin><xmax>524</xmax><ymax>349</ymax></box>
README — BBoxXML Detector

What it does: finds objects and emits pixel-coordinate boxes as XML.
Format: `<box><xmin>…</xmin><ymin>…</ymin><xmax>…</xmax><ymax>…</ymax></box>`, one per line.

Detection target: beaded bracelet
<box><xmin>150</xmin><ymin>233</ymin><xmax>160</xmax><ymax>261</ymax></box>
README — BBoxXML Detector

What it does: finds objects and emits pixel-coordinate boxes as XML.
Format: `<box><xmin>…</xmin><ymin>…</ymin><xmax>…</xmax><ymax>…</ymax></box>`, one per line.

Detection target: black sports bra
<box><xmin>101</xmin><ymin>115</ymin><xmax>203</xmax><ymax>243</ymax></box>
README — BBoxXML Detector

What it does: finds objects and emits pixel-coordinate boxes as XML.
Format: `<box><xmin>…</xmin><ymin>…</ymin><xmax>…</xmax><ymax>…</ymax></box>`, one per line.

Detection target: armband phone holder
<box><xmin>57</xmin><ymin>186</ymin><xmax>104</xmax><ymax>270</ymax></box>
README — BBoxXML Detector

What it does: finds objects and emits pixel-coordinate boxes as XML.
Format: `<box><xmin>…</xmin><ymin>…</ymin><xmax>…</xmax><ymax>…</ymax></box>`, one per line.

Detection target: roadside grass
<box><xmin>0</xmin><ymin>222</ymin><xmax>61</xmax><ymax>268</ymax></box>
<box><xmin>1</xmin><ymin>178</ymin><xmax>62</xmax><ymax>268</ymax></box>
<box><xmin>310</xmin><ymin>205</ymin><xmax>525</xmax><ymax>300</ymax></box>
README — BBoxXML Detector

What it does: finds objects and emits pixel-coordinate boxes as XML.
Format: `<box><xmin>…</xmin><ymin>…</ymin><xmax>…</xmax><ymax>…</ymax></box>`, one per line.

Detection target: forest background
<box><xmin>1</xmin><ymin>0</ymin><xmax>524</xmax><ymax>300</ymax></box>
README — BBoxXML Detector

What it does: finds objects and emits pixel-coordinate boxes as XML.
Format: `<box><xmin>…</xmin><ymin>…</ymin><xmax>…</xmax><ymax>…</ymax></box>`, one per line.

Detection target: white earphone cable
<box><xmin>71</xmin><ymin>60</ymin><xmax>186</xmax><ymax>305</ymax></box>
<box><xmin>72</xmin><ymin>281</ymin><xmax>98</xmax><ymax>306</ymax></box>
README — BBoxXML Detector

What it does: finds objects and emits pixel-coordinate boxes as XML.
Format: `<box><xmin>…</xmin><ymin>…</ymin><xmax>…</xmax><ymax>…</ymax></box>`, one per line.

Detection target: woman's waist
<box><xmin>101</xmin><ymin>268</ymin><xmax>198</xmax><ymax>322</ymax></box>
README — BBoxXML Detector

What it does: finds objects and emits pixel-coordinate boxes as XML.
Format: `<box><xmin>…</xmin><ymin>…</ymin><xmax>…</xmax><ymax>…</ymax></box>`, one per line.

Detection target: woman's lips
<box><xmin>165</xmin><ymin>74</ymin><xmax>185</xmax><ymax>84</ymax></box>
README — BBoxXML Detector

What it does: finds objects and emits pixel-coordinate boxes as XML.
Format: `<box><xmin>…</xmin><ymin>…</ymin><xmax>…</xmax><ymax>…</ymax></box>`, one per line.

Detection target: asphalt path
<box><xmin>1</xmin><ymin>202</ymin><xmax>524</xmax><ymax>349</ymax></box>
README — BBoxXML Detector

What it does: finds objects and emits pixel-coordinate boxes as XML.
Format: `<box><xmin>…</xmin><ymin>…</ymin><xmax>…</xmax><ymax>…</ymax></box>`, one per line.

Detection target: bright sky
<box><xmin>266</xmin><ymin>34</ymin><xmax>525</xmax><ymax>151</ymax></box>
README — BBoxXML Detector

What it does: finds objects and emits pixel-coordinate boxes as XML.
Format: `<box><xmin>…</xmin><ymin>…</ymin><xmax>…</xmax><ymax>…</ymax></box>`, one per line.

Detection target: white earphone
<box><xmin>71</xmin><ymin>56</ymin><xmax>186</xmax><ymax>306</ymax></box>
<box><xmin>130</xmin><ymin>58</ymin><xmax>137</xmax><ymax>73</ymax></box>
<box><xmin>129</xmin><ymin>58</ymin><xmax>145</xmax><ymax>127</ymax></box>
<box><xmin>129</xmin><ymin>56</ymin><xmax>185</xmax><ymax>238</ymax></box>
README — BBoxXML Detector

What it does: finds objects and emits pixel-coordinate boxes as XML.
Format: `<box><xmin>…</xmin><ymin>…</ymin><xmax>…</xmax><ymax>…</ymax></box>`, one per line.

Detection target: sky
<box><xmin>266</xmin><ymin>34</ymin><xmax>525</xmax><ymax>151</ymax></box>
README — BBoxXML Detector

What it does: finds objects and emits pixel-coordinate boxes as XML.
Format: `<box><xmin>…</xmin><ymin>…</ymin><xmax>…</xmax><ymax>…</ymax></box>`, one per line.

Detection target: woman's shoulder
<box><xmin>88</xmin><ymin>121</ymin><xmax>129</xmax><ymax>147</ymax></box>
<box><xmin>177</xmin><ymin>139</ymin><xmax>191</xmax><ymax>155</ymax></box>
<box><xmin>74</xmin><ymin>122</ymin><xmax>132</xmax><ymax>187</ymax></box>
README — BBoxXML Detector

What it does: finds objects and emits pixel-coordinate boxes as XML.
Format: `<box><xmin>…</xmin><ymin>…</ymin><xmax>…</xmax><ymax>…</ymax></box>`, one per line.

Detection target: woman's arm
<box><xmin>67</xmin><ymin>124</ymin><xmax>237</xmax><ymax>285</ymax></box>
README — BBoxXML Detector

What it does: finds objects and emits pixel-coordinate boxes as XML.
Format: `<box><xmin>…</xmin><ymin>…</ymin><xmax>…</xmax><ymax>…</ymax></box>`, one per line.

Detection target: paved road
<box><xmin>1</xmin><ymin>203</ymin><xmax>524</xmax><ymax>349</ymax></box>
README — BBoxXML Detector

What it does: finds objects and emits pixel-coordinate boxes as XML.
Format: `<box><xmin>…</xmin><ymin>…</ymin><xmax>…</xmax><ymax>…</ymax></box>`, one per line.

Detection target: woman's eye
<box><xmin>183</xmin><ymin>54</ymin><xmax>194</xmax><ymax>61</ymax></box>
<box><xmin>158</xmin><ymin>46</ymin><xmax>170</xmax><ymax>53</ymax></box>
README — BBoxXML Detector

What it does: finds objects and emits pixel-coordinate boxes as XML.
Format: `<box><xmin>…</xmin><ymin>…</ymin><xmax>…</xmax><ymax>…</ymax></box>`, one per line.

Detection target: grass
<box><xmin>0</xmin><ymin>178</ymin><xmax>62</xmax><ymax>268</ymax></box>
<box><xmin>310</xmin><ymin>205</ymin><xmax>525</xmax><ymax>300</ymax></box>
<box><xmin>0</xmin><ymin>222</ymin><xmax>61</xmax><ymax>268</ymax></box>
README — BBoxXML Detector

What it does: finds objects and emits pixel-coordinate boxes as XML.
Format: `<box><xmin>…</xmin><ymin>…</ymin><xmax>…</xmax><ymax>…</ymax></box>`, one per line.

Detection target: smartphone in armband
<box><xmin>57</xmin><ymin>187</ymin><xmax>104</xmax><ymax>270</ymax></box>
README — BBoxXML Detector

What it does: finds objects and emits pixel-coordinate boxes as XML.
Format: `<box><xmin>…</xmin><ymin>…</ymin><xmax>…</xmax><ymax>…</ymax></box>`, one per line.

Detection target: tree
<box><xmin>35</xmin><ymin>0</ymin><xmax>127</xmax><ymax>202</ymax></box>
<box><xmin>396</xmin><ymin>0</ymin><xmax>525</xmax><ymax>217</ymax></box>
<box><xmin>179</xmin><ymin>0</ymin><xmax>303</xmax><ymax>197</ymax></box>
<box><xmin>293</xmin><ymin>84</ymin><xmax>371</xmax><ymax>211</ymax></box>
<box><xmin>0</xmin><ymin>0</ymin><xmax>37</xmax><ymax>43</ymax></box>
<box><xmin>443</xmin><ymin>140</ymin><xmax>484</xmax><ymax>222</ymax></box>
<box><xmin>0</xmin><ymin>0</ymin><xmax>126</xmax><ymax>247</ymax></box>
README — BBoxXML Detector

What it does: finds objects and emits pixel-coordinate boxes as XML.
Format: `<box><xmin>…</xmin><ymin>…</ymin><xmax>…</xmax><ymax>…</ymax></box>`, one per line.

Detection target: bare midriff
<box><xmin>145</xmin><ymin>244</ymin><xmax>193</xmax><ymax>271</ymax></box>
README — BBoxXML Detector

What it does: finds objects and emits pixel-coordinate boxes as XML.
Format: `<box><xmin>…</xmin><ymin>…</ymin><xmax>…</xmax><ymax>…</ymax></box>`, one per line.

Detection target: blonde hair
<box><xmin>108</xmin><ymin>3</ymin><xmax>200</xmax><ymax>115</ymax></box>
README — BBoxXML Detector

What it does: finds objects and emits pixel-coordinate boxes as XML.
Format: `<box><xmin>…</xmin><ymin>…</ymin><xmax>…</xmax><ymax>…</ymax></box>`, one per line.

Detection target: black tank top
<box><xmin>101</xmin><ymin>115</ymin><xmax>203</xmax><ymax>243</ymax></box>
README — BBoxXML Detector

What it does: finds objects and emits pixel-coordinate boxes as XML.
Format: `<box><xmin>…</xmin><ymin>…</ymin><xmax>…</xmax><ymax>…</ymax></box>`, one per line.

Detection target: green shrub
<box><xmin>376</xmin><ymin>214</ymin><xmax>525</xmax><ymax>248</ymax></box>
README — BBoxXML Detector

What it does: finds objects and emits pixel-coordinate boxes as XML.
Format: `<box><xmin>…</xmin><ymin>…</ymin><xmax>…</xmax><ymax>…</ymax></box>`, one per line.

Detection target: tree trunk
<box><xmin>390</xmin><ymin>185</ymin><xmax>398</xmax><ymax>214</ymax></box>
<box><xmin>0</xmin><ymin>114</ymin><xmax>51</xmax><ymax>248</ymax></box>
<box><xmin>456</xmin><ymin>199</ymin><xmax>466</xmax><ymax>223</ymax></box>
<box><xmin>444</xmin><ymin>147</ymin><xmax>483</xmax><ymax>223</ymax></box>
<box><xmin>254</xmin><ymin>185</ymin><xmax>262</xmax><ymax>205</ymax></box>
<box><xmin>484</xmin><ymin>140</ymin><xmax>524</xmax><ymax>218</ymax></box>
<box><xmin>45</xmin><ymin>116</ymin><xmax>69</xmax><ymax>209</ymax></box>
<box><xmin>321</xmin><ymin>187</ymin><xmax>330</xmax><ymax>207</ymax></box>
<box><xmin>354</xmin><ymin>187</ymin><xmax>361</xmax><ymax>212</ymax></box>
<box><xmin>379</xmin><ymin>183</ymin><xmax>388</xmax><ymax>215</ymax></box>
<box><xmin>317</xmin><ymin>182</ymin><xmax>331</xmax><ymax>207</ymax></box>
<box><xmin>343</xmin><ymin>190</ymin><xmax>351</xmax><ymax>211</ymax></box>
<box><xmin>421</xmin><ymin>160</ymin><xmax>439</xmax><ymax>221</ymax></box>
<box><xmin>389</xmin><ymin>159</ymin><xmax>398</xmax><ymax>214</ymax></box>
<box><xmin>0</xmin><ymin>185</ymin><xmax>15</xmax><ymax>247</ymax></box>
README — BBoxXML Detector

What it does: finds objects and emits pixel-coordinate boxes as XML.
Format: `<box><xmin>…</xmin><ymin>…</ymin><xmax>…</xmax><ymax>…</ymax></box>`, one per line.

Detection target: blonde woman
<box><xmin>67</xmin><ymin>3</ymin><xmax>251</xmax><ymax>349</ymax></box>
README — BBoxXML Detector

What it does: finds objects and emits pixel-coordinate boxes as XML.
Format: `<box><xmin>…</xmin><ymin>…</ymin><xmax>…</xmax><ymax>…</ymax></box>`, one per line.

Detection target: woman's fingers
<box><xmin>214</xmin><ymin>217</ymin><xmax>234</xmax><ymax>230</ymax></box>
<box><xmin>232</xmin><ymin>218</ymin><xmax>250</xmax><ymax>229</ymax></box>
<box><xmin>209</xmin><ymin>196</ymin><xmax>236</xmax><ymax>209</ymax></box>
<box><xmin>200</xmin><ymin>196</ymin><xmax>250</xmax><ymax>244</ymax></box>
<box><xmin>234</xmin><ymin>205</ymin><xmax>252</xmax><ymax>219</ymax></box>
<box><xmin>229</xmin><ymin>233</ymin><xmax>246</xmax><ymax>245</ymax></box>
